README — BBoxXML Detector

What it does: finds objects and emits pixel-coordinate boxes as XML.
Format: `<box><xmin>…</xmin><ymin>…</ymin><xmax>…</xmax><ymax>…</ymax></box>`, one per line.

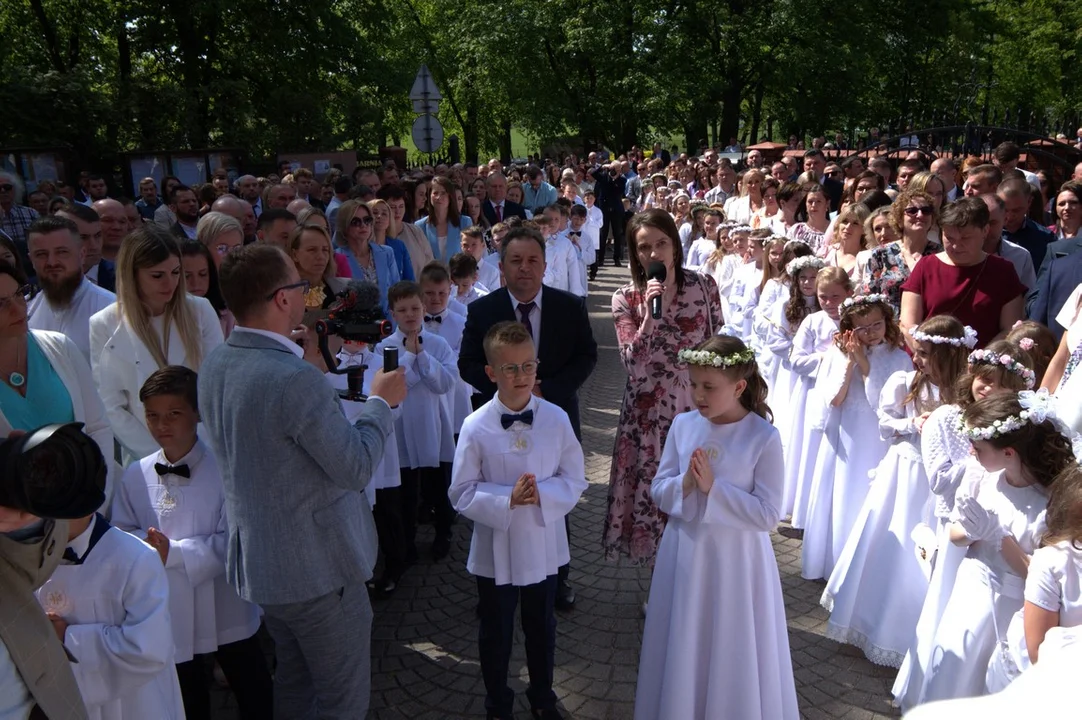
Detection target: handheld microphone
<box><xmin>647</xmin><ymin>261</ymin><xmax>667</xmax><ymax>320</ymax></box>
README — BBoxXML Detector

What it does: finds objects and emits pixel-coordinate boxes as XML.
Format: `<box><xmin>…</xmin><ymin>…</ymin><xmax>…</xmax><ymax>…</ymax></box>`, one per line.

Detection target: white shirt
<box><xmin>452</xmin><ymin>283</ymin><xmax>489</xmax><ymax>306</ymax></box>
<box><xmin>28</xmin><ymin>278</ymin><xmax>116</xmax><ymax>363</ymax></box>
<box><xmin>374</xmin><ymin>329</ymin><xmax>458</xmax><ymax>468</ymax></box>
<box><xmin>448</xmin><ymin>396</ymin><xmax>587</xmax><ymax>586</ymax></box>
<box><xmin>423</xmin><ymin>309</ymin><xmax>472</xmax><ymax>432</ymax></box>
<box><xmin>995</xmin><ymin>238</ymin><xmax>1036</xmax><ymax>290</ymax></box>
<box><xmin>85</xmin><ymin>263</ymin><xmax>100</xmax><ymax>285</ymax></box>
<box><xmin>111</xmin><ymin>440</ymin><xmax>261</xmax><ymax>662</ymax></box>
<box><xmin>475</xmin><ymin>255</ymin><xmax>501</xmax><ymax>291</ymax></box>
<box><xmin>509</xmin><ymin>289</ymin><xmax>542</xmax><ymax>350</ymax></box>
<box><xmin>231</xmin><ymin>325</ymin><xmax>303</xmax><ymax>358</ymax></box>
<box><xmin>177</xmin><ymin>222</ymin><xmax>197</xmax><ymax>240</ymax></box>
<box><xmin>560</xmin><ymin>230</ymin><xmax>589</xmax><ymax>297</ymax></box>
<box><xmin>542</xmin><ymin>233</ymin><xmax>576</xmax><ymax>293</ymax></box>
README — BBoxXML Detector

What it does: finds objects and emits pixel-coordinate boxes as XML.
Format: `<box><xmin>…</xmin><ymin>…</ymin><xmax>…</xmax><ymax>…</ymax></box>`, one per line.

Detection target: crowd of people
<box><xmin>0</xmin><ymin>136</ymin><xmax>1081</xmax><ymax>719</ymax></box>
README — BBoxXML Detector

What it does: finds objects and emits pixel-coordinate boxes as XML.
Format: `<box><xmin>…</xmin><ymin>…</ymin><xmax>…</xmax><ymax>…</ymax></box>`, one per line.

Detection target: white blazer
<box><xmin>0</xmin><ymin>330</ymin><xmax>118</xmax><ymax>513</ymax></box>
<box><xmin>89</xmin><ymin>296</ymin><xmax>223</xmax><ymax>464</ymax></box>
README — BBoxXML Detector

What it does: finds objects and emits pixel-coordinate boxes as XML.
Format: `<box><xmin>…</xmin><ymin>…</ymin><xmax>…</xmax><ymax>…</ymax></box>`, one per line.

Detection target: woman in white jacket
<box><xmin>0</xmin><ymin>261</ymin><xmax>117</xmax><ymax>509</ymax></box>
<box><xmin>90</xmin><ymin>225</ymin><xmax>223</xmax><ymax>464</ymax></box>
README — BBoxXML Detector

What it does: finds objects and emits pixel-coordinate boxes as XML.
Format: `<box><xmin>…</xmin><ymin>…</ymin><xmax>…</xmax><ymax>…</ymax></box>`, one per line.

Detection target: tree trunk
<box><xmin>464</xmin><ymin>97</ymin><xmax>479</xmax><ymax>163</ymax></box>
<box><xmin>498</xmin><ymin>118</ymin><xmax>512</xmax><ymax>162</ymax></box>
<box><xmin>719</xmin><ymin>78</ymin><xmax>744</xmax><ymax>145</ymax></box>
<box><xmin>748</xmin><ymin>81</ymin><xmax>764</xmax><ymax>146</ymax></box>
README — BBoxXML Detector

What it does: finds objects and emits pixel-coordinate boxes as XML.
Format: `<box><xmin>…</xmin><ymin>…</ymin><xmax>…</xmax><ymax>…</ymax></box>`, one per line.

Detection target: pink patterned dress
<box><xmin>603</xmin><ymin>271</ymin><xmax>724</xmax><ymax>565</ymax></box>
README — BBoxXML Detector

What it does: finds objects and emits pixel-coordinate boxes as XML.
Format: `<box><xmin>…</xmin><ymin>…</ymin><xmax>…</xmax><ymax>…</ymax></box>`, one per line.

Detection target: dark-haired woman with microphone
<box><xmin>603</xmin><ymin>208</ymin><xmax>724</xmax><ymax>567</ymax></box>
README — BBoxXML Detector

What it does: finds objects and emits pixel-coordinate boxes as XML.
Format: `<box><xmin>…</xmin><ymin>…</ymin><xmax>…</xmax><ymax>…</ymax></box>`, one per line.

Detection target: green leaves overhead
<box><xmin>2</xmin><ymin>0</ymin><xmax>1081</xmax><ymax>163</ymax></box>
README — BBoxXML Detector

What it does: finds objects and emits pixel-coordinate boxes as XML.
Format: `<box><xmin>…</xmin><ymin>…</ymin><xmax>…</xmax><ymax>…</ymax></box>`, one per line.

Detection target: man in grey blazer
<box><xmin>198</xmin><ymin>244</ymin><xmax>406</xmax><ymax>720</ymax></box>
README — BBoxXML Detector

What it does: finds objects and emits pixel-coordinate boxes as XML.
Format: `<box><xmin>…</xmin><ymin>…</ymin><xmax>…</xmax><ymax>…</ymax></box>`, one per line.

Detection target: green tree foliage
<box><xmin>3</xmin><ymin>0</ymin><xmax>1082</xmax><ymax>164</ymax></box>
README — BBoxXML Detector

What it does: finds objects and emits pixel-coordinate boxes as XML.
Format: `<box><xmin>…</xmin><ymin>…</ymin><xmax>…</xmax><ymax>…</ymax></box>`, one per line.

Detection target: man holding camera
<box><xmin>198</xmin><ymin>244</ymin><xmax>406</xmax><ymax>719</ymax></box>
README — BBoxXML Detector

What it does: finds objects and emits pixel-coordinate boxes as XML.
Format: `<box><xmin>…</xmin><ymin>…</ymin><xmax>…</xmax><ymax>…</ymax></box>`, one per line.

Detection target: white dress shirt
<box><xmin>476</xmin><ymin>254</ymin><xmax>501</xmax><ymax>291</ymax></box>
<box><xmin>28</xmin><ymin>279</ymin><xmax>116</xmax><ymax>363</ymax></box>
<box><xmin>542</xmin><ymin>234</ymin><xmax>576</xmax><ymax>293</ymax></box>
<box><xmin>509</xmin><ymin>289</ymin><xmax>542</xmax><ymax>350</ymax></box>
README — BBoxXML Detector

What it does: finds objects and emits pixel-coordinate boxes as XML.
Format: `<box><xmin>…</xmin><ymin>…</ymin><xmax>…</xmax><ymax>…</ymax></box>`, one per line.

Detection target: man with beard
<box><xmin>170</xmin><ymin>184</ymin><xmax>200</xmax><ymax>239</ymax></box>
<box><xmin>56</xmin><ymin>202</ymin><xmax>115</xmax><ymax>292</ymax></box>
<box><xmin>26</xmin><ymin>215</ymin><xmax>115</xmax><ymax>361</ymax></box>
<box><xmin>92</xmin><ymin>198</ymin><xmax>129</xmax><ymax>261</ymax></box>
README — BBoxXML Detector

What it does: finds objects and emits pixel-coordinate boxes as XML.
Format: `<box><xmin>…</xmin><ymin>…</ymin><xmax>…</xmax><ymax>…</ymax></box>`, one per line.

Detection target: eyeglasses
<box><xmin>215</xmin><ymin>243</ymin><xmax>242</xmax><ymax>257</ymax></box>
<box><xmin>0</xmin><ymin>184</ymin><xmax>13</xmax><ymax>192</ymax></box>
<box><xmin>349</xmin><ymin>216</ymin><xmax>374</xmax><ymax>227</ymax></box>
<box><xmin>265</xmin><ymin>279</ymin><xmax>310</xmax><ymax>300</ymax></box>
<box><xmin>904</xmin><ymin>206</ymin><xmax>935</xmax><ymax>217</ymax></box>
<box><xmin>496</xmin><ymin>360</ymin><xmax>540</xmax><ymax>377</ymax></box>
<box><xmin>853</xmin><ymin>320</ymin><xmax>886</xmax><ymax>334</ymax></box>
<box><xmin>0</xmin><ymin>284</ymin><xmax>31</xmax><ymax>310</ymax></box>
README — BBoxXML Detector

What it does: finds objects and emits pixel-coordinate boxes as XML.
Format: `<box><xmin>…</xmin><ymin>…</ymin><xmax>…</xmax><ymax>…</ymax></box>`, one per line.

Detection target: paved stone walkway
<box><xmin>213</xmin><ymin>263</ymin><xmax>902</xmax><ymax>719</ymax></box>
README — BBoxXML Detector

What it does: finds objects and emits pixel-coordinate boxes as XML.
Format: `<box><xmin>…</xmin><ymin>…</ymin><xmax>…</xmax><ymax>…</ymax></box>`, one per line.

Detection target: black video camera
<box><xmin>315</xmin><ymin>281</ymin><xmax>393</xmax><ymax>401</ymax></box>
<box><xmin>0</xmin><ymin>423</ymin><xmax>107</xmax><ymax>520</ymax></box>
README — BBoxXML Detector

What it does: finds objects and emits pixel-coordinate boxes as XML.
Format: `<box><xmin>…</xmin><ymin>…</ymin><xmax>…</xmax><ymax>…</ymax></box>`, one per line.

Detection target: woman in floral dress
<box><xmin>604</xmin><ymin>208</ymin><xmax>725</xmax><ymax>565</ymax></box>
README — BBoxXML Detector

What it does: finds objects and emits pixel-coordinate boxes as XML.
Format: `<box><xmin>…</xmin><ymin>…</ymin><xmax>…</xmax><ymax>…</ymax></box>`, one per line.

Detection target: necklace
<box><xmin>6</xmin><ymin>341</ymin><xmax>25</xmax><ymax>388</ymax></box>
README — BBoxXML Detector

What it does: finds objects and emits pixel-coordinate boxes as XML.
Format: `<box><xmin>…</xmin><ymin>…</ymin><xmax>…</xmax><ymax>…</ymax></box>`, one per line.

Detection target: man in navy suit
<box><xmin>482</xmin><ymin>173</ymin><xmax>528</xmax><ymax>225</ymax></box>
<box><xmin>1028</xmin><ymin>234</ymin><xmax>1082</xmax><ymax>341</ymax></box>
<box><xmin>460</xmin><ymin>226</ymin><xmax>598</xmax><ymax>610</ymax></box>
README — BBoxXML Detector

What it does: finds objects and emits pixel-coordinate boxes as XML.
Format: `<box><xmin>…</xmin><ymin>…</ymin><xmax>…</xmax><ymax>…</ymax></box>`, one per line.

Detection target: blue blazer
<box><xmin>415</xmin><ymin>215</ymin><xmax>473</xmax><ymax>264</ymax></box>
<box><xmin>337</xmin><ymin>242</ymin><xmax>401</xmax><ymax>311</ymax></box>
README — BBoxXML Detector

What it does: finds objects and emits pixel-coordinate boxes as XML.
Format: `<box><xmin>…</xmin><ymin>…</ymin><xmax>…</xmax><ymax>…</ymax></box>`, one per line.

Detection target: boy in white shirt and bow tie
<box><xmin>449</xmin><ymin>252</ymin><xmax>490</xmax><ymax>306</ymax></box>
<box><xmin>461</xmin><ymin>226</ymin><xmax>502</xmax><ymax>291</ymax></box>
<box><xmin>111</xmin><ymin>366</ymin><xmax>272</xmax><ymax>719</ymax></box>
<box><xmin>539</xmin><ymin>205</ymin><xmax>584</xmax><ymax>297</ymax></box>
<box><xmin>376</xmin><ymin>281</ymin><xmax>460</xmax><ymax>562</ymax></box>
<box><xmin>420</xmin><ymin>262</ymin><xmax>474</xmax><ymax>429</ymax></box>
<box><xmin>565</xmin><ymin>204</ymin><xmax>593</xmax><ymax>297</ymax></box>
<box><xmin>449</xmin><ymin>321</ymin><xmax>587</xmax><ymax>720</ymax></box>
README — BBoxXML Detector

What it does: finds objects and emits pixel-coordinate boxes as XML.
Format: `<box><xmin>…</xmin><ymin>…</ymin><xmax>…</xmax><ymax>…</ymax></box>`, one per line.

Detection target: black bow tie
<box><xmin>425</xmin><ymin>314</ymin><xmax>442</xmax><ymax>324</ymax></box>
<box><xmin>62</xmin><ymin>547</ymin><xmax>82</xmax><ymax>564</ymax></box>
<box><xmin>568</xmin><ymin>230</ymin><xmax>581</xmax><ymax>237</ymax></box>
<box><xmin>501</xmin><ymin>410</ymin><xmax>534</xmax><ymax>430</ymax></box>
<box><xmin>155</xmin><ymin>462</ymin><xmax>191</xmax><ymax>479</ymax></box>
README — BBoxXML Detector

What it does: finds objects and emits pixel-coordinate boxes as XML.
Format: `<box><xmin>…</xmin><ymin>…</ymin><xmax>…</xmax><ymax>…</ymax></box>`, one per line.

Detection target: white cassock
<box><xmin>37</xmin><ymin>515</ymin><xmax>185</xmax><ymax>720</ymax></box>
<box><xmin>542</xmin><ymin>234</ymin><xmax>575</xmax><ymax>292</ymax></box>
<box><xmin>330</xmin><ymin>347</ymin><xmax>402</xmax><ymax>506</ymax></box>
<box><xmin>562</xmin><ymin>231</ymin><xmax>589</xmax><ymax>297</ymax></box>
<box><xmin>374</xmin><ymin>329</ymin><xmax>458</xmax><ymax>468</ymax></box>
<box><xmin>111</xmin><ymin>440</ymin><xmax>261</xmax><ymax>663</ymax></box>
<box><xmin>685</xmin><ymin>237</ymin><xmax>716</xmax><ymax>270</ymax></box>
<box><xmin>452</xmin><ymin>283</ymin><xmax>489</xmax><ymax>306</ymax></box>
<box><xmin>27</xmin><ymin>279</ymin><xmax>115</xmax><ymax>364</ymax></box>
<box><xmin>448</xmin><ymin>396</ymin><xmax>587</xmax><ymax>585</ymax></box>
<box><xmin>586</xmin><ymin>205</ymin><xmax>603</xmax><ymax>252</ymax></box>
<box><xmin>424</xmin><ymin>309</ymin><xmax>472</xmax><ymax>432</ymax></box>
<box><xmin>476</xmin><ymin>256</ymin><xmax>501</xmax><ymax>293</ymax></box>
<box><xmin>635</xmin><ymin>411</ymin><xmax>799</xmax><ymax>720</ymax></box>
<box><xmin>721</xmin><ymin>261</ymin><xmax>762</xmax><ymax>341</ymax></box>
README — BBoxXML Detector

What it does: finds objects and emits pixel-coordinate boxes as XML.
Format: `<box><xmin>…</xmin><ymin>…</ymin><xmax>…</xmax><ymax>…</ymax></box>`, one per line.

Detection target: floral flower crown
<box><xmin>968</xmin><ymin>349</ymin><xmax>1036</xmax><ymax>389</ymax></box>
<box><xmin>678</xmin><ymin>347</ymin><xmax>756</xmax><ymax>368</ymax></box>
<box><xmin>958</xmin><ymin>389</ymin><xmax>1056</xmax><ymax>441</ymax></box>
<box><xmin>841</xmin><ymin>294</ymin><xmax>890</xmax><ymax>311</ymax></box>
<box><xmin>909</xmin><ymin>325</ymin><xmax>979</xmax><ymax>349</ymax></box>
<box><xmin>730</xmin><ymin>225</ymin><xmax>752</xmax><ymax>234</ymax></box>
<box><xmin>786</xmin><ymin>255</ymin><xmax>827</xmax><ymax>277</ymax></box>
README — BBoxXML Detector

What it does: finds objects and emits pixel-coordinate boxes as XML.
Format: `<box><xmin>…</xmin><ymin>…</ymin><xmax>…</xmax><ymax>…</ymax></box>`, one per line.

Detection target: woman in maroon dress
<box><xmin>900</xmin><ymin>197</ymin><xmax>1025</xmax><ymax>348</ymax></box>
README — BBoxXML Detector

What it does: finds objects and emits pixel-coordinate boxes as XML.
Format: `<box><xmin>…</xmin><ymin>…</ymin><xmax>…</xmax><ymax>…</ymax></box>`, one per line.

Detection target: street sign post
<box><xmin>409</xmin><ymin>65</ymin><xmax>444</xmax><ymax>155</ymax></box>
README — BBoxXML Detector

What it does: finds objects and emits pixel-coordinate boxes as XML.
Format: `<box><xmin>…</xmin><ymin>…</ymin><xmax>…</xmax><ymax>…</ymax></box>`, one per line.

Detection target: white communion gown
<box><xmin>635</xmin><ymin>410</ymin><xmax>799</xmax><ymax>720</ymax></box>
<box><xmin>821</xmin><ymin>371</ymin><xmax>938</xmax><ymax>666</ymax></box>
<box><xmin>782</xmin><ymin>311</ymin><xmax>839</xmax><ymax>525</ymax></box>
<box><xmin>801</xmin><ymin>342</ymin><xmax>911</xmax><ymax>580</ymax></box>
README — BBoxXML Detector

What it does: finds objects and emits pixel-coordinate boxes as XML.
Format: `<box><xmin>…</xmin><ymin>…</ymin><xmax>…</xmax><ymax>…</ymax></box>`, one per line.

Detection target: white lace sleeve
<box><xmin>877</xmin><ymin>370</ymin><xmax>916</xmax><ymax>440</ymax></box>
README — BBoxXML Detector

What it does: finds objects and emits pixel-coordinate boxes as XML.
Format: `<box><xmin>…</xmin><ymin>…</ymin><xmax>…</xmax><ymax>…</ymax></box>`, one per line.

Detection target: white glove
<box><xmin>957</xmin><ymin>496</ymin><xmax>1006</xmax><ymax>544</ymax></box>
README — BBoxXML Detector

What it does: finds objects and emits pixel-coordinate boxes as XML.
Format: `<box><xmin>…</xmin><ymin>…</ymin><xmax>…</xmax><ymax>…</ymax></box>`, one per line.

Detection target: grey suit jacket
<box><xmin>198</xmin><ymin>329</ymin><xmax>393</xmax><ymax>605</ymax></box>
<box><xmin>0</xmin><ymin>519</ymin><xmax>88</xmax><ymax>719</ymax></box>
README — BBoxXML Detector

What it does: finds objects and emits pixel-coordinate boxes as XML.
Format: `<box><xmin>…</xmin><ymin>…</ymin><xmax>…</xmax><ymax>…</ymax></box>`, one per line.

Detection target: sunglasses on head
<box><xmin>349</xmin><ymin>216</ymin><xmax>374</xmax><ymax>227</ymax></box>
<box><xmin>904</xmin><ymin>206</ymin><xmax>935</xmax><ymax>217</ymax></box>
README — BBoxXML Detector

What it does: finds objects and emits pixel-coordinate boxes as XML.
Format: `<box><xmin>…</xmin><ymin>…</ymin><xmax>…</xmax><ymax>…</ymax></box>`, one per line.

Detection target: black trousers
<box><xmin>374</xmin><ymin>485</ymin><xmax>407</xmax><ymax>581</ymax></box>
<box><xmin>596</xmin><ymin>207</ymin><xmax>627</xmax><ymax>268</ymax></box>
<box><xmin>175</xmin><ymin>632</ymin><xmax>273</xmax><ymax>720</ymax></box>
<box><xmin>401</xmin><ymin>464</ymin><xmax>454</xmax><ymax>555</ymax></box>
<box><xmin>477</xmin><ymin>575</ymin><xmax>558</xmax><ymax>716</ymax></box>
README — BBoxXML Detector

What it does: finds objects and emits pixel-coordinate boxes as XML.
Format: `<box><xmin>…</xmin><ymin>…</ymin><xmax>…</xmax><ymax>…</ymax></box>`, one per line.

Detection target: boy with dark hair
<box><xmin>449</xmin><ymin>252</ymin><xmax>488</xmax><ymax>305</ymax></box>
<box><xmin>112</xmin><ymin>366</ymin><xmax>272</xmax><ymax>719</ymax></box>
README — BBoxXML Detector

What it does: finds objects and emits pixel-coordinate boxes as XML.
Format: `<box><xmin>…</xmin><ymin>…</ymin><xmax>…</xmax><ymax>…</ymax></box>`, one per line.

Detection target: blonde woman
<box><xmin>290</xmin><ymin>224</ymin><xmax>348</xmax><ymax>310</ymax></box>
<box><xmin>823</xmin><ymin>204</ymin><xmax>871</xmax><ymax>278</ymax></box>
<box><xmin>724</xmin><ymin>169</ymin><xmax>766</xmax><ymax>224</ymax></box>
<box><xmin>368</xmin><ymin>198</ymin><xmax>415</xmax><ymax>280</ymax></box>
<box><xmin>196</xmin><ymin>211</ymin><xmax>244</xmax><ymax>269</ymax></box>
<box><xmin>90</xmin><ymin>225</ymin><xmax>223</xmax><ymax>462</ymax></box>
<box><xmin>852</xmin><ymin>206</ymin><xmax>898</xmax><ymax>289</ymax></box>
